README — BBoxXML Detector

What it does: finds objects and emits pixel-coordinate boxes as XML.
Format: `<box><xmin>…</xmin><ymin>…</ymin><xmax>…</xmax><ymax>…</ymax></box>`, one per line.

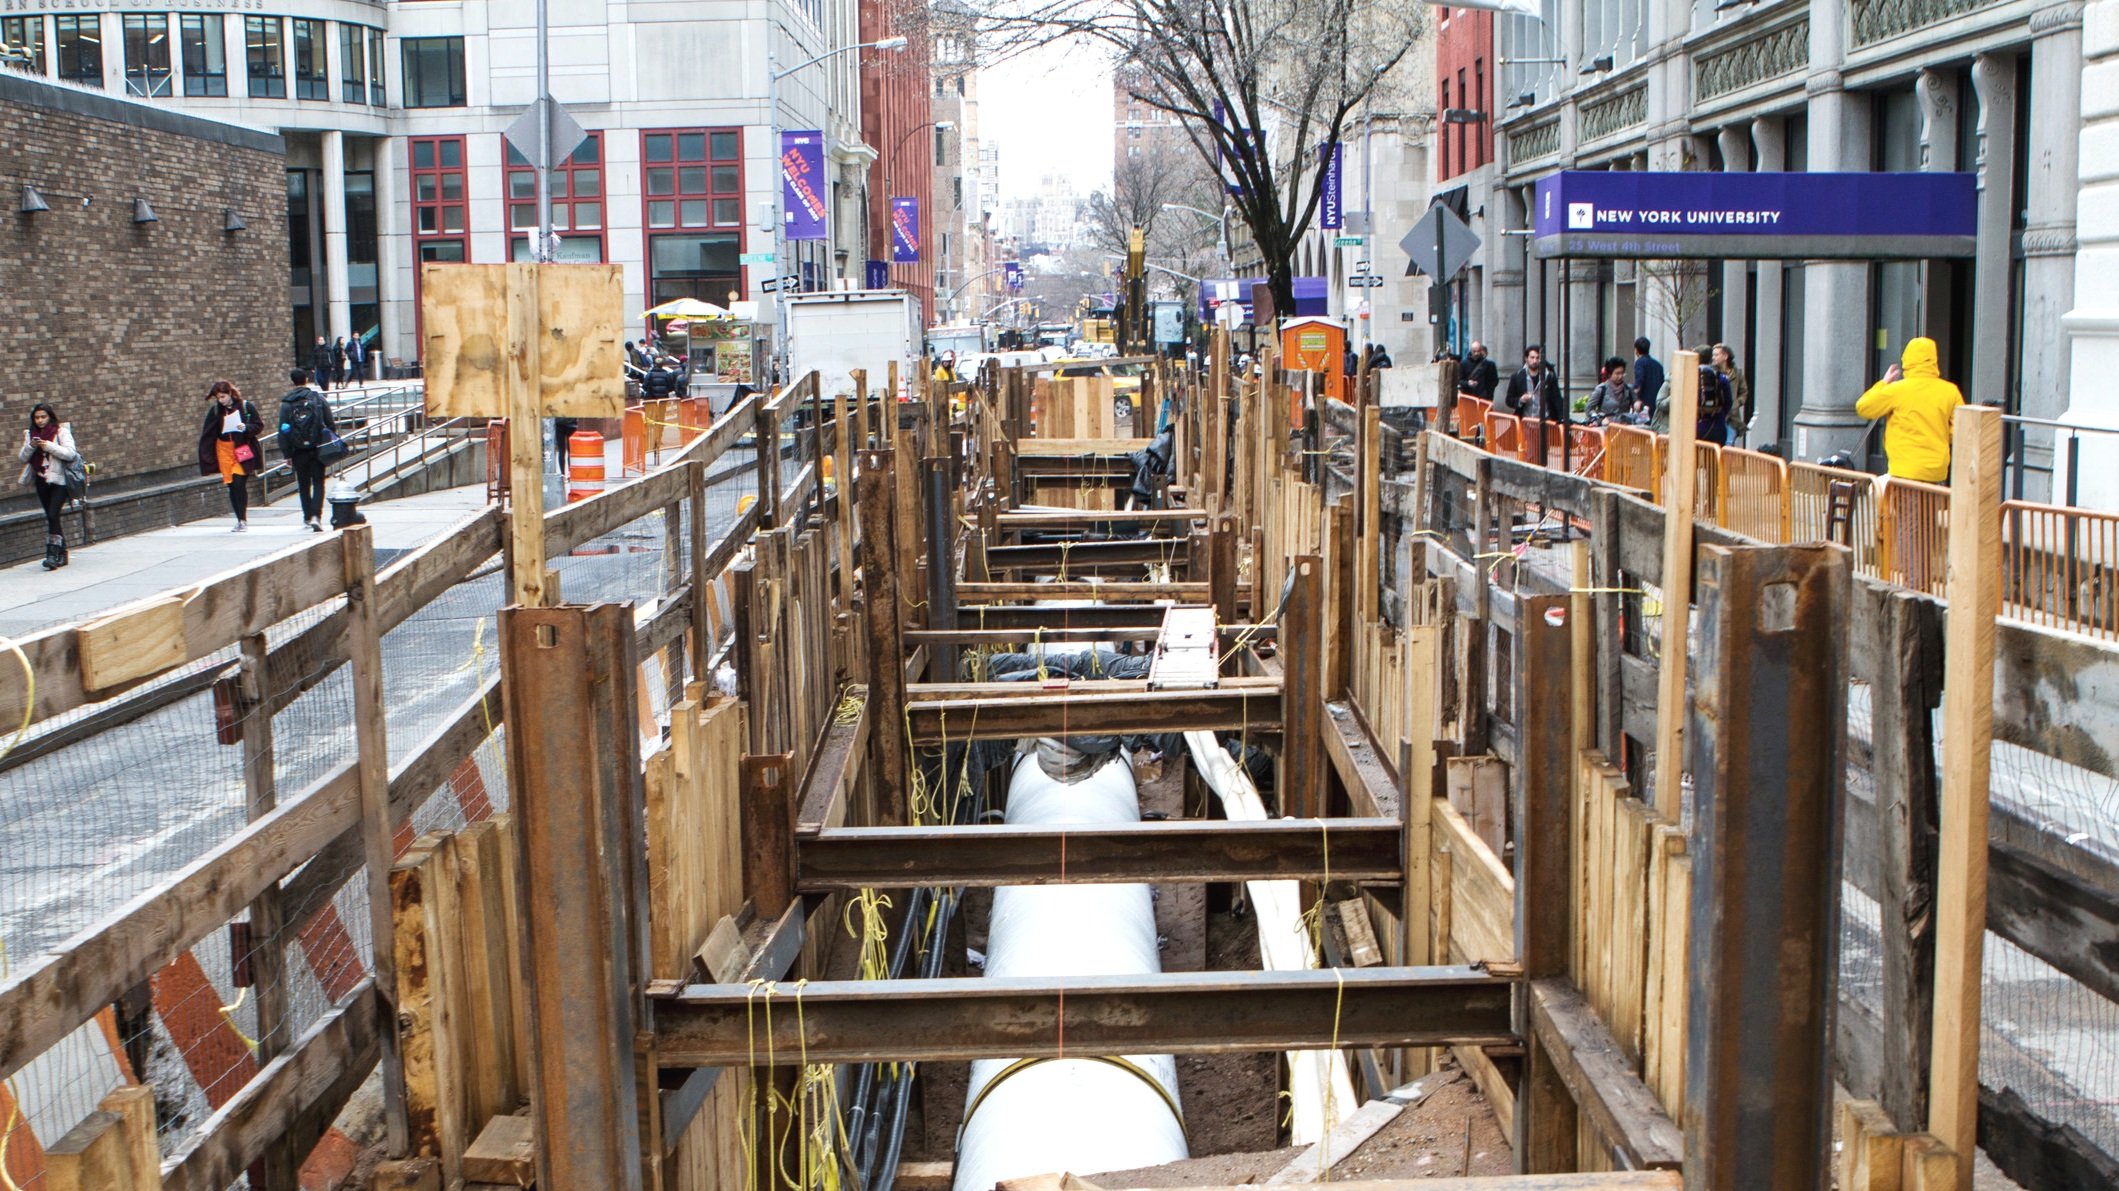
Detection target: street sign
<box><xmin>760</xmin><ymin>278</ymin><xmax>782</xmax><ymax>293</ymax></box>
<box><xmin>1402</xmin><ymin>203</ymin><xmax>1481</xmax><ymax>279</ymax></box>
<box><xmin>503</xmin><ymin>96</ymin><xmax>589</xmax><ymax>172</ymax></box>
<box><xmin>739</xmin><ymin>252</ymin><xmax>776</xmax><ymax>265</ymax></box>
<box><xmin>1350</xmin><ymin>274</ymin><xmax>1386</xmax><ymax>288</ymax></box>
<box><xmin>1334</xmin><ymin>236</ymin><xmax>1362</xmax><ymax>247</ymax></box>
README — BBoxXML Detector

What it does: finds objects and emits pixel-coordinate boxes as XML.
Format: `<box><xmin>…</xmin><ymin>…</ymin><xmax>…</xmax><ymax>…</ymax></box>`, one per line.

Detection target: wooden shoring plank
<box><xmin>1528</xmin><ymin>979</ymin><xmax>1684</xmax><ymax>1170</ymax></box>
<box><xmin>1431</xmin><ymin>799</ymin><xmax>1514</xmax><ymax>966</ymax></box>
<box><xmin>1359</xmin><ymin>404</ymin><xmax>1383</xmax><ymax>628</ymax></box>
<box><xmin>1837</xmin><ymin>1099</ymin><xmax>1904</xmax><ymax>1191</ymax></box>
<box><xmin>652</xmin><ymin>968</ymin><xmax>1514</xmax><ymax>1066</ymax></box>
<box><xmin>1681</xmin><ymin>544</ymin><xmax>1848</xmax><ymax>1191</ymax></box>
<box><xmin>499</xmin><ymin>604</ymin><xmax>647</xmax><ymax>1191</ymax></box>
<box><xmin>1927</xmin><ymin>405</ymin><xmax>2002</xmax><ymax>1187</ymax></box>
<box><xmin>1641</xmin><ymin>824</ymin><xmax>1688</xmax><ymax>1119</ymax></box>
<box><xmin>1650</xmin><ymin>350</ymin><xmax>1700</xmax><ymax>816</ymax></box>
<box><xmin>390</xmin><ymin>836</ymin><xmax>451</xmax><ymax>1171</ymax></box>
<box><xmin>1325</xmin><ymin>498</ymin><xmax>1356</xmax><ymax>698</ymax></box>
<box><xmin>1611</xmin><ymin>797</ymin><xmax>1653</xmax><ymax>1066</ymax></box>
<box><xmin>455</xmin><ymin>817</ymin><xmax>520</xmax><ymax>1127</ymax></box>
<box><xmin>1513</xmin><ymin>593</ymin><xmax>1577</xmax><ymax>1173</ymax></box>
<box><xmin>905</xmin><ymin>685</ymin><xmax>1281</xmax><ymax>745</ymax></box>
<box><xmin>792</xmin><ymin>690</ymin><xmax>865</xmax><ymax>837</ymax></box>
<box><xmin>43</xmin><ymin>1109</ymin><xmax>137</xmax><ymax>1191</ymax></box>
<box><xmin>1400</xmin><ymin>623</ymin><xmax>1441</xmax><ymax>1079</ymax></box>
<box><xmin>795</xmin><ymin>818</ymin><xmax>1403</xmax><ymax>889</ymax></box>
<box><xmin>233</xmin><ymin>631</ymin><xmax>295</xmax><ymax>1188</ymax></box>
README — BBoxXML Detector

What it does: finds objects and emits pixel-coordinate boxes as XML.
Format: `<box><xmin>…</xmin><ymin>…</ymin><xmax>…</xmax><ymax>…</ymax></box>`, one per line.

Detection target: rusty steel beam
<box><xmin>795</xmin><ymin>817</ymin><xmax>1403</xmax><ymax>891</ymax></box>
<box><xmin>984</xmin><ymin>539</ymin><xmax>1194</xmax><ymax>572</ymax></box>
<box><xmin>951</xmin><ymin>604</ymin><xmax>1183</xmax><ymax>630</ymax></box>
<box><xmin>905</xmin><ymin>685</ymin><xmax>1281</xmax><ymax>744</ymax></box>
<box><xmin>650</xmin><ymin>968</ymin><xmax>1516</xmax><ymax>1066</ymax></box>
<box><xmin>1682</xmin><ymin>544</ymin><xmax>1849</xmax><ymax>1191</ymax></box>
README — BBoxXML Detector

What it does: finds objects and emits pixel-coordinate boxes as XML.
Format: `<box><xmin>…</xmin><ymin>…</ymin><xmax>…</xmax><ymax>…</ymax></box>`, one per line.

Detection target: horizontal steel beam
<box><xmin>906</xmin><ymin>685</ymin><xmax>1280</xmax><ymax>744</ymax></box>
<box><xmin>951</xmin><ymin>604</ymin><xmax>1184</xmax><ymax>630</ymax></box>
<box><xmin>956</xmin><ymin>580</ymin><xmax>1211</xmax><ymax>602</ymax></box>
<box><xmin>985</xmin><ymin>539</ymin><xmax>1193</xmax><ymax>572</ymax></box>
<box><xmin>996</xmin><ymin>508</ymin><xmax>1205</xmax><ymax>527</ymax></box>
<box><xmin>795</xmin><ymin>817</ymin><xmax>1402</xmax><ymax>890</ymax></box>
<box><xmin>650</xmin><ymin>968</ymin><xmax>1516</xmax><ymax>1066</ymax></box>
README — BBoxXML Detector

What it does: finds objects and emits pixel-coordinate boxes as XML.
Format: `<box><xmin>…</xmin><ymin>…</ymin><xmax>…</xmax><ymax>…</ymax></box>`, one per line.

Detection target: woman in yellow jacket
<box><xmin>1855</xmin><ymin>337</ymin><xmax>1963</xmax><ymax>483</ymax></box>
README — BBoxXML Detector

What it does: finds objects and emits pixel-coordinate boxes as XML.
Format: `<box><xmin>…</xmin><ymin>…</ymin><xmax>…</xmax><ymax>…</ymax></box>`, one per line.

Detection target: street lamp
<box><xmin>767</xmin><ymin>35</ymin><xmax>909</xmax><ymax>374</ymax></box>
<box><xmin>1159</xmin><ymin>202</ymin><xmax>1232</xmax><ymax>268</ymax></box>
<box><xmin>882</xmin><ymin>118</ymin><xmax>954</xmax><ymax>297</ymax></box>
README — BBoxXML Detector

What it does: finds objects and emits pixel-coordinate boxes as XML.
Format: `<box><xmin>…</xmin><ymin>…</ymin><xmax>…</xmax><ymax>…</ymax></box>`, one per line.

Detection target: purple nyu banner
<box><xmin>781</xmin><ymin>131</ymin><xmax>827</xmax><ymax>242</ymax></box>
<box><xmin>1531</xmin><ymin>170</ymin><xmax>1977</xmax><ymax>260</ymax></box>
<box><xmin>890</xmin><ymin>196</ymin><xmax>920</xmax><ymax>264</ymax></box>
<box><xmin>1319</xmin><ymin>143</ymin><xmax>1342</xmax><ymax>230</ymax></box>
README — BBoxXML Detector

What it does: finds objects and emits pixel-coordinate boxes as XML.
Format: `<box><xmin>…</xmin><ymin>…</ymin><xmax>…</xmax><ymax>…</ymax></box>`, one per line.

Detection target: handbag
<box><xmin>233</xmin><ymin>443</ymin><xmax>255</xmax><ymax>464</ymax></box>
<box><xmin>317</xmin><ymin>430</ymin><xmax>350</xmax><ymax>464</ymax></box>
<box><xmin>61</xmin><ymin>453</ymin><xmax>88</xmax><ymax>500</ymax></box>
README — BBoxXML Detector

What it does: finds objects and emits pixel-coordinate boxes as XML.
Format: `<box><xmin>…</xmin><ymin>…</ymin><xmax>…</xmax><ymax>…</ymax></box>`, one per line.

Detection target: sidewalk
<box><xmin>0</xmin><ymin>482</ymin><xmax>491</xmax><ymax>640</ymax></box>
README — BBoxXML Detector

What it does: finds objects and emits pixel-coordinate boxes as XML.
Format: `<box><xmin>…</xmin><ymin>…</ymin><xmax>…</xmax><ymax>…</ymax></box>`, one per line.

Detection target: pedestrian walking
<box><xmin>277</xmin><ymin>369</ymin><xmax>338</xmax><ymax>531</ymax></box>
<box><xmin>1695</xmin><ymin>362</ymin><xmax>1733</xmax><ymax>445</ymax></box>
<box><xmin>347</xmin><ymin>334</ymin><xmax>367</xmax><ymax>385</ymax></box>
<box><xmin>330</xmin><ymin>338</ymin><xmax>348</xmax><ymax>389</ymax></box>
<box><xmin>1457</xmin><ymin>341</ymin><xmax>1498</xmax><ymax>403</ymax></box>
<box><xmin>1711</xmin><ymin>343</ymin><xmax>1750</xmax><ymax>443</ymax></box>
<box><xmin>1856</xmin><ymin>336</ymin><xmax>1964</xmax><ymax>483</ymax></box>
<box><xmin>1586</xmin><ymin>357</ymin><xmax>1636</xmax><ymax>421</ymax></box>
<box><xmin>1503</xmin><ymin>344</ymin><xmax>1564</xmax><ymax>422</ymax></box>
<box><xmin>1632</xmin><ymin>338</ymin><xmax>1665</xmax><ymax>423</ymax></box>
<box><xmin>308</xmin><ymin>336</ymin><xmax>335</xmax><ymax>392</ymax></box>
<box><xmin>198</xmin><ymin>380</ymin><xmax>264</xmax><ymax>532</ymax></box>
<box><xmin>18</xmin><ymin>403</ymin><xmax>80</xmax><ymax>570</ymax></box>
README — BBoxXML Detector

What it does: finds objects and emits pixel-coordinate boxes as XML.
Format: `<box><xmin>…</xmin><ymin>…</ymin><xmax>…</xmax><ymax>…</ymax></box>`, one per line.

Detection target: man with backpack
<box><xmin>278</xmin><ymin>369</ymin><xmax>339</xmax><ymax>531</ymax></box>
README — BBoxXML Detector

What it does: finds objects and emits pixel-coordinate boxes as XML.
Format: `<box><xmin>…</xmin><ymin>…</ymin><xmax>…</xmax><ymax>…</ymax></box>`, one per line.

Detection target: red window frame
<box><xmin>505</xmin><ymin>130</ymin><xmax>606</xmax><ymax>261</ymax></box>
<box><xmin>409</xmin><ymin>134</ymin><xmax>469</xmax><ymax>342</ymax></box>
<box><xmin>639</xmin><ymin>127</ymin><xmax>745</xmax><ymax>232</ymax></box>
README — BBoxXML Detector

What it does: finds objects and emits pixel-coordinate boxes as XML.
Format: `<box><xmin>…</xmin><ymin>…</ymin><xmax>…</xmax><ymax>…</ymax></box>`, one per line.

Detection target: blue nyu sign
<box><xmin>1531</xmin><ymin>171</ymin><xmax>1976</xmax><ymax>260</ymax></box>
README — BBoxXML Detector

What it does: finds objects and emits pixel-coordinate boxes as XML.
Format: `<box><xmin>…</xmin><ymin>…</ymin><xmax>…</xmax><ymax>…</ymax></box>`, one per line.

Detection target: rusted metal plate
<box><xmin>904</xmin><ymin>685</ymin><xmax>1281</xmax><ymax>743</ymax></box>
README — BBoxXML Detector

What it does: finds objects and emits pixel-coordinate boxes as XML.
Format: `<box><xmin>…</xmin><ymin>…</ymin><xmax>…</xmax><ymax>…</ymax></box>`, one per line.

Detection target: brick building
<box><xmin>0</xmin><ymin>72</ymin><xmax>285</xmax><ymax>559</ymax></box>
<box><xmin>860</xmin><ymin>0</ymin><xmax>935</xmax><ymax>318</ymax></box>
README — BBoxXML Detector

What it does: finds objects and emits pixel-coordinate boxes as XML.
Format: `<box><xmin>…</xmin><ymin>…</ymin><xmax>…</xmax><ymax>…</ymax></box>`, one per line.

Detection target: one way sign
<box><xmin>1402</xmin><ymin>203</ymin><xmax>1481</xmax><ymax>279</ymax></box>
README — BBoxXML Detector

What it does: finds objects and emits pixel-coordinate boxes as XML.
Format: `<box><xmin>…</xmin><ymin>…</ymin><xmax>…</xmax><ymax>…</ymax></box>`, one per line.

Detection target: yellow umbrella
<box><xmin>643</xmin><ymin>297</ymin><xmax>732</xmax><ymax>320</ymax></box>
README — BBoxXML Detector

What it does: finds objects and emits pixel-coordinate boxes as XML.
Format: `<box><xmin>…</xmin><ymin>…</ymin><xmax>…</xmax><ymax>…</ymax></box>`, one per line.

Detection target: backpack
<box><xmin>279</xmin><ymin>390</ymin><xmax>324</xmax><ymax>453</ymax></box>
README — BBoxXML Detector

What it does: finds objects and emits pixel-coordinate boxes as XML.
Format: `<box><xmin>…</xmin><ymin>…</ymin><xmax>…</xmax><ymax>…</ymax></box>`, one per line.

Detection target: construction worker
<box><xmin>1855</xmin><ymin>336</ymin><xmax>1964</xmax><ymax>483</ymax></box>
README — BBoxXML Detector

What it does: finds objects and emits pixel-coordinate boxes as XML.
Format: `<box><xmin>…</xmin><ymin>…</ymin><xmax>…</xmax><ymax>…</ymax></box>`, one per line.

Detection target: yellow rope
<box><xmin>218</xmin><ymin>985</ymin><xmax>261</xmax><ymax>1055</ymax></box>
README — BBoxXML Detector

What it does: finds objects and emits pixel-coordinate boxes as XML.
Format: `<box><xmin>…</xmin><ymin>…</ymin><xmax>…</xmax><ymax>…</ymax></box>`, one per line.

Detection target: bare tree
<box><xmin>978</xmin><ymin>0</ymin><xmax>1424</xmax><ymax>314</ymax></box>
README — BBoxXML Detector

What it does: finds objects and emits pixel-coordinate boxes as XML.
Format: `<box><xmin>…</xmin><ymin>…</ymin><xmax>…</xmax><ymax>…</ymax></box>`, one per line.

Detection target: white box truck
<box><xmin>786</xmin><ymin>289</ymin><xmax>923</xmax><ymax>401</ymax></box>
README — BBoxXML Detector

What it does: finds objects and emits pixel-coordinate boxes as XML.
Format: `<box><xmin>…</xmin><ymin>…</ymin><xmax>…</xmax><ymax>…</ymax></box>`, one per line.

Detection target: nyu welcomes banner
<box><xmin>1319</xmin><ymin>143</ymin><xmax>1342</xmax><ymax>230</ymax></box>
<box><xmin>891</xmin><ymin>197</ymin><xmax>921</xmax><ymax>264</ymax></box>
<box><xmin>781</xmin><ymin>131</ymin><xmax>827</xmax><ymax>242</ymax></box>
<box><xmin>1531</xmin><ymin>171</ymin><xmax>1977</xmax><ymax>260</ymax></box>
<box><xmin>1003</xmin><ymin>260</ymin><xmax>1024</xmax><ymax>291</ymax></box>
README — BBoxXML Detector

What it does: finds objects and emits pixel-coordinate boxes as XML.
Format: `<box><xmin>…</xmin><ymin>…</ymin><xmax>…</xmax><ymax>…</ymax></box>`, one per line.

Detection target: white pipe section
<box><xmin>1184</xmin><ymin>730</ymin><xmax>1358</xmax><ymax>1146</ymax></box>
<box><xmin>953</xmin><ymin>754</ymin><xmax>1189</xmax><ymax>1191</ymax></box>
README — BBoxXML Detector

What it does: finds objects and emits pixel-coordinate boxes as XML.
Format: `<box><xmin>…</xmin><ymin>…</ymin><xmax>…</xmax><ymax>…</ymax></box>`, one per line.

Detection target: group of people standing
<box><xmin>1451</xmin><ymin>336</ymin><xmax>1752</xmax><ymax>446</ymax></box>
<box><xmin>308</xmin><ymin>335</ymin><xmax>369</xmax><ymax>391</ymax></box>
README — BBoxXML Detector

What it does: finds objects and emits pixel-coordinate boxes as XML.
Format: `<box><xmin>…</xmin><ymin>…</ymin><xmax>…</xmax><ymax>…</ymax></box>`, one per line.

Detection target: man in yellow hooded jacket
<box><xmin>1855</xmin><ymin>337</ymin><xmax>1964</xmax><ymax>483</ymax></box>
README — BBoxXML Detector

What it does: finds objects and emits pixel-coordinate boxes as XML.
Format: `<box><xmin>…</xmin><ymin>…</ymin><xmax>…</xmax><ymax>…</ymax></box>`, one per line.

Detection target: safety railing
<box><xmin>1603</xmin><ymin>424</ymin><xmax>1662</xmax><ymax>498</ymax></box>
<box><xmin>1718</xmin><ymin>447</ymin><xmax>1790</xmax><ymax>543</ymax></box>
<box><xmin>1875</xmin><ymin>476</ymin><xmax>1952</xmax><ymax>596</ymax></box>
<box><xmin>2002</xmin><ymin>500</ymin><xmax>2119</xmax><ymax>637</ymax></box>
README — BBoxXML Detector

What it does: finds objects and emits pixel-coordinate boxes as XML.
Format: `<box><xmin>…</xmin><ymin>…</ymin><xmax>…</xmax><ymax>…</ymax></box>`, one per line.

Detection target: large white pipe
<box><xmin>952</xmin><ymin>753</ymin><xmax>1189</xmax><ymax>1191</ymax></box>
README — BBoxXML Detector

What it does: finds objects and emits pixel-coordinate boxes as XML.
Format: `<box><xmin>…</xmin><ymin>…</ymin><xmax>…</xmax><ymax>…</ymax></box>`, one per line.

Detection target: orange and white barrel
<box><xmin>567</xmin><ymin>430</ymin><xmax>606</xmax><ymax>502</ymax></box>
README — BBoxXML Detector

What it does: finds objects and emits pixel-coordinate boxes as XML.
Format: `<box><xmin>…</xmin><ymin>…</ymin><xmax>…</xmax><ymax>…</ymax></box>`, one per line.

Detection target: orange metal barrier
<box><xmin>1457</xmin><ymin>396</ymin><xmax>1491</xmax><ymax>432</ymax></box>
<box><xmin>1692</xmin><ymin>443</ymin><xmax>1722</xmax><ymax>523</ymax></box>
<box><xmin>1875</xmin><ymin>476</ymin><xmax>1951</xmax><ymax>595</ymax></box>
<box><xmin>1719</xmin><ymin>448</ymin><xmax>1790</xmax><ymax>543</ymax></box>
<box><xmin>1602</xmin><ymin>425</ymin><xmax>1661</xmax><ymax>498</ymax></box>
<box><xmin>1789</xmin><ymin>460</ymin><xmax>1879</xmax><ymax>573</ymax></box>
<box><xmin>1520</xmin><ymin>418</ymin><xmax>1564</xmax><ymax>468</ymax></box>
<box><xmin>1484</xmin><ymin>411</ymin><xmax>1522</xmax><ymax>458</ymax></box>
<box><xmin>1568</xmin><ymin>425</ymin><xmax>1606</xmax><ymax>477</ymax></box>
<box><xmin>2003</xmin><ymin>501</ymin><xmax>2119</xmax><ymax>640</ymax></box>
<box><xmin>623</xmin><ymin>406</ymin><xmax>647</xmax><ymax>475</ymax></box>
<box><xmin>485</xmin><ymin>420</ymin><xmax>509</xmax><ymax>504</ymax></box>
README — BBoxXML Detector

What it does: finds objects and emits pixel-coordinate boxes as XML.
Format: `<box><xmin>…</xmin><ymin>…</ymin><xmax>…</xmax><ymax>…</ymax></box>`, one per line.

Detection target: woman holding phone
<box><xmin>197</xmin><ymin>380</ymin><xmax>264</xmax><ymax>532</ymax></box>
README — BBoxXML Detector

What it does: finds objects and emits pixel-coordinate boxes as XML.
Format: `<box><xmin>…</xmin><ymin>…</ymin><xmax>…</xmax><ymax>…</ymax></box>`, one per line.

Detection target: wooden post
<box><xmin>1281</xmin><ymin>555</ymin><xmax>1324</xmax><ymax>819</ymax></box>
<box><xmin>688</xmin><ymin>459</ymin><xmax>711</xmax><ymax>682</ymax></box>
<box><xmin>1358</xmin><ymin>404</ymin><xmax>1382</xmax><ymax>627</ymax></box>
<box><xmin>503</xmin><ymin>267</ymin><xmax>549</xmax><ymax>608</ymax></box>
<box><xmin>1400</xmin><ymin>622</ymin><xmax>1439</xmax><ymax>1077</ymax></box>
<box><xmin>861</xmin><ymin>450</ymin><xmax>911</xmax><ymax>825</ymax></box>
<box><xmin>1927</xmin><ymin>403</ymin><xmax>2002</xmax><ymax>1186</ymax></box>
<box><xmin>341</xmin><ymin>525</ymin><xmax>406</xmax><ymax>1154</ymax></box>
<box><xmin>1513</xmin><ymin>592</ymin><xmax>1578</xmax><ymax>1172</ymax></box>
<box><xmin>1464</xmin><ymin>454</ymin><xmax>1494</xmax><ymax>756</ymax></box>
<box><xmin>1324</xmin><ymin>499</ymin><xmax>1355</xmax><ymax>699</ymax></box>
<box><xmin>236</xmin><ymin>631</ymin><xmax>298</xmax><ymax>1190</ymax></box>
<box><xmin>1589</xmin><ymin>488</ymin><xmax>1625</xmax><ymax>760</ymax></box>
<box><xmin>500</xmin><ymin>603</ymin><xmax>647</xmax><ymax>1191</ymax></box>
<box><xmin>1682</xmin><ymin>543</ymin><xmax>1848</xmax><ymax>1191</ymax></box>
<box><xmin>1651</xmin><ymin>350</ymin><xmax>1701</xmax><ymax>815</ymax></box>
<box><xmin>755</xmin><ymin>400</ymin><xmax>781</xmax><ymax>530</ymax></box>
<box><xmin>927</xmin><ymin>456</ymin><xmax>960</xmax><ymax>682</ymax></box>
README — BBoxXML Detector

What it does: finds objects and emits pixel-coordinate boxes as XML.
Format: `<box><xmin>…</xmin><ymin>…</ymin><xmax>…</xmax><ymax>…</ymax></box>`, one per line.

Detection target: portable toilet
<box><xmin>1279</xmin><ymin>316</ymin><xmax>1347</xmax><ymax>426</ymax></box>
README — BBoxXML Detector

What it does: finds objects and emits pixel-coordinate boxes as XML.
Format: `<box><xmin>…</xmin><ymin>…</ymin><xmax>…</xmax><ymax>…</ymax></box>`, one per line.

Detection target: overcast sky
<box><xmin>981</xmin><ymin>39</ymin><xmax>1115</xmax><ymax>202</ymax></box>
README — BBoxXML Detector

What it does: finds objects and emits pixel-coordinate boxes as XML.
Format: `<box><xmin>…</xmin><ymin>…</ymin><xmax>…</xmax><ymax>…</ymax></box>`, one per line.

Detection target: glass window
<box><xmin>710</xmin><ymin>131</ymin><xmax>739</xmax><ymax>159</ymax></box>
<box><xmin>640</xmin><ymin>128</ymin><xmax>743</xmax><ymax>231</ymax></box>
<box><xmin>648</xmin><ymin>232</ymin><xmax>740</xmax><ymax>306</ymax></box>
<box><xmin>340</xmin><ymin>24</ymin><xmax>365</xmax><ymax>103</ymax></box>
<box><xmin>291</xmin><ymin>18</ymin><xmax>324</xmax><ymax>99</ymax></box>
<box><xmin>122</xmin><ymin>14</ymin><xmax>171</xmax><ymax>98</ymax></box>
<box><xmin>401</xmin><ymin>36</ymin><xmax>464</xmax><ymax>108</ymax></box>
<box><xmin>367</xmin><ymin>28</ymin><xmax>384</xmax><ymax>105</ymax></box>
<box><xmin>503</xmin><ymin>130</ymin><xmax>606</xmax><ymax>256</ymax></box>
<box><xmin>180</xmin><ymin>15</ymin><xmax>225</xmax><ymax>96</ymax></box>
<box><xmin>55</xmin><ymin>15</ymin><xmax>101</xmax><ymax>87</ymax></box>
<box><xmin>420</xmin><ymin>240</ymin><xmax>466</xmax><ymax>263</ymax></box>
<box><xmin>3</xmin><ymin>17</ymin><xmax>48</xmax><ymax>75</ymax></box>
<box><xmin>244</xmin><ymin>16</ymin><xmax>283</xmax><ymax>98</ymax></box>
